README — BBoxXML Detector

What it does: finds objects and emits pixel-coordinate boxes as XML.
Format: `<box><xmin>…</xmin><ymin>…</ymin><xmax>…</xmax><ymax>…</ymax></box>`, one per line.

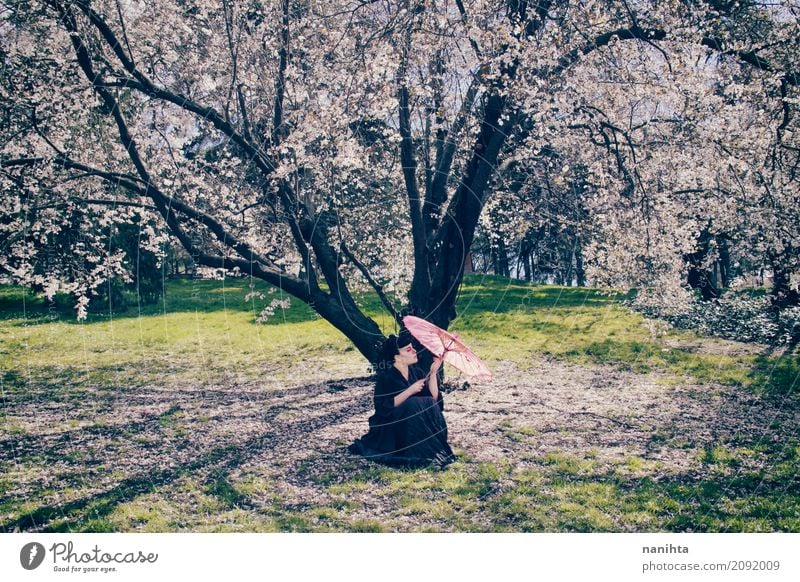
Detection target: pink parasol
<box><xmin>402</xmin><ymin>315</ymin><xmax>492</xmax><ymax>381</ymax></box>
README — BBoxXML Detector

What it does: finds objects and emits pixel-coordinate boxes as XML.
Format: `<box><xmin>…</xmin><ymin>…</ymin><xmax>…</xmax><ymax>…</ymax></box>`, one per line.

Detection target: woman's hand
<box><xmin>394</xmin><ymin>379</ymin><xmax>426</xmax><ymax>407</ymax></box>
<box><xmin>408</xmin><ymin>379</ymin><xmax>426</xmax><ymax>394</ymax></box>
<box><xmin>428</xmin><ymin>357</ymin><xmax>443</xmax><ymax>402</ymax></box>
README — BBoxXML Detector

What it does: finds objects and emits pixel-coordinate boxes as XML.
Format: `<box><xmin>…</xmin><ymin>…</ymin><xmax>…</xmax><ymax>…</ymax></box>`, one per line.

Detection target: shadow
<box><xmin>0</xmin><ymin>279</ymin><xmax>321</xmax><ymax>327</ymax></box>
<box><xmin>0</xmin><ymin>376</ymin><xmax>374</xmax><ymax>532</ymax></box>
<box><xmin>747</xmin><ymin>352</ymin><xmax>800</xmax><ymax>398</ymax></box>
<box><xmin>2</xmin><ymin>440</ymin><xmax>248</xmax><ymax>532</ymax></box>
<box><xmin>1</xmin><ymin>375</ymin><xmax>374</xmax><ymax>469</ymax></box>
<box><xmin>203</xmin><ymin>473</ymin><xmax>253</xmax><ymax>510</ymax></box>
<box><xmin>490</xmin><ymin>462</ymin><xmax>800</xmax><ymax>532</ymax></box>
<box><xmin>0</xmin><ymin>405</ymin><xmax>184</xmax><ymax>467</ymax></box>
<box><xmin>456</xmin><ymin>285</ymin><xmax>621</xmax><ymax>316</ymax></box>
<box><xmin>3</xmin><ymin>352</ymin><xmax>799</xmax><ymax>532</ymax></box>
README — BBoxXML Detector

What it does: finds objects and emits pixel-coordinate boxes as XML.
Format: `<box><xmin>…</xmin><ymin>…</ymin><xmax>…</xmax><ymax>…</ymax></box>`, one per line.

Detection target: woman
<box><xmin>348</xmin><ymin>331</ymin><xmax>457</xmax><ymax>469</ymax></box>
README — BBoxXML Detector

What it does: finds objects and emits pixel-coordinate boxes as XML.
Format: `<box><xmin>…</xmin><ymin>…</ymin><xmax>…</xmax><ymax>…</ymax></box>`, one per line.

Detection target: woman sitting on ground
<box><xmin>348</xmin><ymin>331</ymin><xmax>457</xmax><ymax>469</ymax></box>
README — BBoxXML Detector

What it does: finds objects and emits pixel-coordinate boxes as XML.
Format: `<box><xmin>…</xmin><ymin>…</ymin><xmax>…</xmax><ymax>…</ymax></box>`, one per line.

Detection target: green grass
<box><xmin>453</xmin><ymin>277</ymin><xmax>797</xmax><ymax>396</ymax></box>
<box><xmin>0</xmin><ymin>277</ymin><xmax>369</xmax><ymax>388</ymax></box>
<box><xmin>1</xmin><ymin>274</ymin><xmax>798</xmax><ymax>532</ymax></box>
<box><xmin>2</xmin><ymin>275</ymin><xmax>796</xmax><ymax>394</ymax></box>
<box><xmin>306</xmin><ymin>445</ymin><xmax>799</xmax><ymax>532</ymax></box>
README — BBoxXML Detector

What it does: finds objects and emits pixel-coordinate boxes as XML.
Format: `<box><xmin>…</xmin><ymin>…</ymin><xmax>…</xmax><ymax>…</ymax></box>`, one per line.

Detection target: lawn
<box><xmin>1</xmin><ymin>275</ymin><xmax>798</xmax><ymax>532</ymax></box>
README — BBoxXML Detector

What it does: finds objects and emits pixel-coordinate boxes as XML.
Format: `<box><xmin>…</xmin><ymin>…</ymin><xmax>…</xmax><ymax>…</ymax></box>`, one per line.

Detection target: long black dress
<box><xmin>348</xmin><ymin>365</ymin><xmax>456</xmax><ymax>469</ymax></box>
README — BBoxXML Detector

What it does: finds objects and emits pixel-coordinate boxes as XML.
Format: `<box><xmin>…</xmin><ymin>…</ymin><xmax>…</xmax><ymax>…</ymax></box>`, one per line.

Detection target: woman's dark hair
<box><xmin>377</xmin><ymin>331</ymin><xmax>414</xmax><ymax>371</ymax></box>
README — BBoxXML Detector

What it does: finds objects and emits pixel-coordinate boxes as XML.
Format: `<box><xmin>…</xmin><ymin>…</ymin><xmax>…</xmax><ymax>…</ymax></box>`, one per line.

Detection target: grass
<box><xmin>5</xmin><ymin>274</ymin><xmax>795</xmax><ymax>393</ymax></box>
<box><xmin>285</xmin><ymin>444</ymin><xmax>798</xmax><ymax>532</ymax></box>
<box><xmin>0</xmin><ymin>278</ymin><xmax>365</xmax><ymax>388</ymax></box>
<box><xmin>454</xmin><ymin>278</ymin><xmax>798</xmax><ymax>396</ymax></box>
<box><xmin>1</xmin><ymin>274</ymin><xmax>798</xmax><ymax>532</ymax></box>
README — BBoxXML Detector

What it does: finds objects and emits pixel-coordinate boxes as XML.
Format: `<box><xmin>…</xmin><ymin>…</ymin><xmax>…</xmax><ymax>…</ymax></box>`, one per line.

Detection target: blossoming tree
<box><xmin>1</xmin><ymin>0</ymin><xmax>797</xmax><ymax>362</ymax></box>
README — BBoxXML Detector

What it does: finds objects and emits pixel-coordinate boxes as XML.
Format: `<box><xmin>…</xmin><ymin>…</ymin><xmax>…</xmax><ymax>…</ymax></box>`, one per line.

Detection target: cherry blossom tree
<box><xmin>499</xmin><ymin>0</ymin><xmax>799</xmax><ymax>309</ymax></box>
<box><xmin>1</xmin><ymin>0</ymin><xmax>797</xmax><ymax>362</ymax></box>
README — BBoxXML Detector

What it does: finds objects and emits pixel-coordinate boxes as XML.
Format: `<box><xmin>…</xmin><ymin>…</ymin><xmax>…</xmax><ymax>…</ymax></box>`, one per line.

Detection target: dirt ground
<box><xmin>2</xmin><ymin>351</ymin><xmax>798</xmax><ymax>532</ymax></box>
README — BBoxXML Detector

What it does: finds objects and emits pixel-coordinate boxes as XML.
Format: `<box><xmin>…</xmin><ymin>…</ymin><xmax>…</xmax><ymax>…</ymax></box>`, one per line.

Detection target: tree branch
<box><xmin>543</xmin><ymin>25</ymin><xmax>667</xmax><ymax>80</ymax></box>
<box><xmin>68</xmin><ymin>0</ymin><xmax>275</xmax><ymax>176</ymax></box>
<box><xmin>25</xmin><ymin>198</ymin><xmax>159</xmax><ymax>212</ymax></box>
<box><xmin>237</xmin><ymin>85</ymin><xmax>253</xmax><ymax>143</ymax></box>
<box><xmin>699</xmin><ymin>36</ymin><xmax>799</xmax><ymax>86</ymax></box>
<box><xmin>272</xmin><ymin>0</ymin><xmax>290</xmax><ymax>146</ymax></box>
<box><xmin>63</xmin><ymin>0</ymin><xmax>331</xmax><ymax>302</ymax></box>
<box><xmin>398</xmin><ymin>10</ymin><xmax>431</xmax><ymax>308</ymax></box>
<box><xmin>56</xmin><ymin>6</ymin><xmax>307</xmax><ymax>297</ymax></box>
<box><xmin>425</xmin><ymin>75</ymin><xmax>480</xmax><ymax>241</ymax></box>
<box><xmin>339</xmin><ymin>242</ymin><xmax>401</xmax><ymax>323</ymax></box>
<box><xmin>221</xmin><ymin>0</ymin><xmax>239</xmax><ymax>124</ymax></box>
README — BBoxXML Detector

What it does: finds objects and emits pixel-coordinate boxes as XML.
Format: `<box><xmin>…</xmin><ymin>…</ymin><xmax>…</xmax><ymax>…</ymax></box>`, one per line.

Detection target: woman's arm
<box><xmin>393</xmin><ymin>379</ymin><xmax>425</xmax><ymax>407</ymax></box>
<box><xmin>428</xmin><ymin>357</ymin><xmax>443</xmax><ymax>402</ymax></box>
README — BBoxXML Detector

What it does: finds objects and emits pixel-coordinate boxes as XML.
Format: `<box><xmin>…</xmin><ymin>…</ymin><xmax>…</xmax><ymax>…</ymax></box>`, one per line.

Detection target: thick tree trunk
<box><xmin>687</xmin><ymin>267</ymin><xmax>720</xmax><ymax>300</ymax></box>
<box><xmin>522</xmin><ymin>246</ymin><xmax>532</xmax><ymax>281</ymax></box>
<box><xmin>310</xmin><ymin>292</ymin><xmax>383</xmax><ymax>362</ymax></box>
<box><xmin>564</xmin><ymin>248</ymin><xmax>575</xmax><ymax>286</ymax></box>
<box><xmin>496</xmin><ymin>238</ymin><xmax>510</xmax><ymax>277</ymax></box>
<box><xmin>718</xmin><ymin>236</ymin><xmax>731</xmax><ymax>288</ymax></box>
<box><xmin>424</xmin><ymin>91</ymin><xmax>514</xmax><ymax>329</ymax></box>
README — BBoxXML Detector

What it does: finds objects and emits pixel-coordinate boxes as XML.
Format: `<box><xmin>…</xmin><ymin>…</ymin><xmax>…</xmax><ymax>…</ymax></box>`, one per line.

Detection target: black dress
<box><xmin>348</xmin><ymin>365</ymin><xmax>456</xmax><ymax>469</ymax></box>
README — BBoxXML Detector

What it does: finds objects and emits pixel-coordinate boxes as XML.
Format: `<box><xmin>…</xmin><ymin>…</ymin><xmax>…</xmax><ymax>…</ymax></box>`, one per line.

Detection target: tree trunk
<box><xmin>519</xmin><ymin>241</ymin><xmax>532</xmax><ymax>282</ymax></box>
<box><xmin>769</xmin><ymin>248</ymin><xmax>799</xmax><ymax>309</ymax></box>
<box><xmin>523</xmin><ymin>249</ymin><xmax>532</xmax><ymax>281</ymax></box>
<box><xmin>564</xmin><ymin>248</ymin><xmax>575</xmax><ymax>286</ymax></box>
<box><xmin>497</xmin><ymin>238</ymin><xmax>510</xmax><ymax>277</ymax></box>
<box><xmin>420</xmin><ymin>87</ymin><xmax>514</xmax><ymax>329</ymax></box>
<box><xmin>687</xmin><ymin>267</ymin><xmax>720</xmax><ymax>300</ymax></box>
<box><xmin>685</xmin><ymin>227</ymin><xmax>720</xmax><ymax>300</ymax></box>
<box><xmin>718</xmin><ymin>236</ymin><xmax>731</xmax><ymax>288</ymax></box>
<box><xmin>310</xmin><ymin>292</ymin><xmax>383</xmax><ymax>363</ymax></box>
<box><xmin>575</xmin><ymin>241</ymin><xmax>586</xmax><ymax>287</ymax></box>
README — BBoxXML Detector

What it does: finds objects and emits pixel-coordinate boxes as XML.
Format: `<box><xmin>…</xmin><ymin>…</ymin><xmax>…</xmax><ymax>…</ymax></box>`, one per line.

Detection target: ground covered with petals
<box><xmin>2</xmin><ymin>277</ymin><xmax>798</xmax><ymax>532</ymax></box>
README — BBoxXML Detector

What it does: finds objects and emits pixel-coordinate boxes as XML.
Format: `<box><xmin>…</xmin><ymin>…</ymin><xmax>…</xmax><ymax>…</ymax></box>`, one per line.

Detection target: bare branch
<box><xmin>339</xmin><ymin>242</ymin><xmax>402</xmax><ymax>323</ymax></box>
<box><xmin>544</xmin><ymin>25</ymin><xmax>668</xmax><ymax>80</ymax></box>
<box><xmin>26</xmin><ymin>198</ymin><xmax>159</xmax><ymax>212</ymax></box>
<box><xmin>700</xmin><ymin>37</ymin><xmax>799</xmax><ymax>87</ymax></box>
<box><xmin>272</xmin><ymin>0</ymin><xmax>290</xmax><ymax>146</ymax></box>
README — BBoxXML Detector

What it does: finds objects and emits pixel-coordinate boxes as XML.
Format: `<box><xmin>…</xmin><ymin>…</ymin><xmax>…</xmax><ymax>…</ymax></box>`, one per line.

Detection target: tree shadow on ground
<box><xmin>751</xmin><ymin>335</ymin><xmax>800</xmax><ymax>398</ymax></box>
<box><xmin>486</xmin><ymin>462</ymin><xmax>800</xmax><ymax>532</ymax></box>
<box><xmin>1</xmin><ymin>278</ymin><xmax>623</xmax><ymax>330</ymax></box>
<box><xmin>457</xmin><ymin>286</ymin><xmax>620</xmax><ymax>315</ymax></box>
<box><xmin>2</xmin><ymin>358</ymin><xmax>799</xmax><ymax>532</ymax></box>
<box><xmin>0</xmin><ymin>376</ymin><xmax>373</xmax><ymax>532</ymax></box>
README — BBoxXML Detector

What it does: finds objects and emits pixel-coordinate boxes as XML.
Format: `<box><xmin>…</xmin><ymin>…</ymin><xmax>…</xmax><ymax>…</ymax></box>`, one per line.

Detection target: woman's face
<box><xmin>394</xmin><ymin>342</ymin><xmax>418</xmax><ymax>366</ymax></box>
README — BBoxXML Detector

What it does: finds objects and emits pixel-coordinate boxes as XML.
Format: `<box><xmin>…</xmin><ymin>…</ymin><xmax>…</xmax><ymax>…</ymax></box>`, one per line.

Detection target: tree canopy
<box><xmin>1</xmin><ymin>0</ymin><xmax>798</xmax><ymax>361</ymax></box>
